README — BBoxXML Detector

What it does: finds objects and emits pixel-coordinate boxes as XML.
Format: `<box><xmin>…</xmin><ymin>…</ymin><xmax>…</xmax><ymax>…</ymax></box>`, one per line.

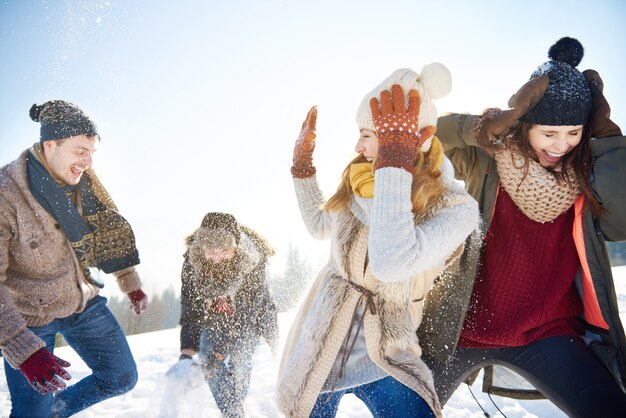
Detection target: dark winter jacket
<box><xmin>419</xmin><ymin>113</ymin><xmax>626</xmax><ymax>390</ymax></box>
<box><xmin>179</xmin><ymin>225</ymin><xmax>278</xmax><ymax>357</ymax></box>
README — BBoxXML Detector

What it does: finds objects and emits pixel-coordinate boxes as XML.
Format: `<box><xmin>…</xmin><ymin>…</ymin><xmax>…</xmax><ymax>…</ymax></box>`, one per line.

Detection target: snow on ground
<box><xmin>2</xmin><ymin>266</ymin><xmax>625</xmax><ymax>417</ymax></box>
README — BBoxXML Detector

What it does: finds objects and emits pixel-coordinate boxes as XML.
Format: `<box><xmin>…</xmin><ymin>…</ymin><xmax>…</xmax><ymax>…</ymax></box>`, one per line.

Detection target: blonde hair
<box><xmin>324</xmin><ymin>138</ymin><xmax>446</xmax><ymax>218</ymax></box>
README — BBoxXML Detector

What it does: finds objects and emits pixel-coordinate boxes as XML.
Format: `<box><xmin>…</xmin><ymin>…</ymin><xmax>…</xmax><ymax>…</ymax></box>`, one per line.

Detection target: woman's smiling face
<box><xmin>528</xmin><ymin>124</ymin><xmax>583</xmax><ymax>167</ymax></box>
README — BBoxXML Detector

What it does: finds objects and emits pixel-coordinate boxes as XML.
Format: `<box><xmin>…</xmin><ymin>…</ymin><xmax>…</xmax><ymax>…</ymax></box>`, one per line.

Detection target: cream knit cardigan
<box><xmin>277</xmin><ymin>161</ymin><xmax>479</xmax><ymax>417</ymax></box>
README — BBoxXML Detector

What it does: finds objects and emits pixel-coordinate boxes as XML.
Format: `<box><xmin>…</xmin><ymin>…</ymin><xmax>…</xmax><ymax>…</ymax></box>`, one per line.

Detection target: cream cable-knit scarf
<box><xmin>494</xmin><ymin>150</ymin><xmax>581</xmax><ymax>223</ymax></box>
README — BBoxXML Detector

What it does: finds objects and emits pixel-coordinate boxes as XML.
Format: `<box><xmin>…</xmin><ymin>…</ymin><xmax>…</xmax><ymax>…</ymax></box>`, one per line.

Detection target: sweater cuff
<box><xmin>293</xmin><ymin>175</ymin><xmax>325</xmax><ymax>207</ymax></box>
<box><xmin>113</xmin><ymin>267</ymin><xmax>142</xmax><ymax>294</ymax></box>
<box><xmin>373</xmin><ymin>167</ymin><xmax>413</xmax><ymax>216</ymax></box>
<box><xmin>2</xmin><ymin>328</ymin><xmax>46</xmax><ymax>368</ymax></box>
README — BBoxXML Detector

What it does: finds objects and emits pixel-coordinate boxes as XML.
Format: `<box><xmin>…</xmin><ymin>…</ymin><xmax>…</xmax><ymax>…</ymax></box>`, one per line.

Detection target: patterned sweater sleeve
<box><xmin>293</xmin><ymin>175</ymin><xmax>333</xmax><ymax>240</ymax></box>
<box><xmin>368</xmin><ymin>162</ymin><xmax>479</xmax><ymax>283</ymax></box>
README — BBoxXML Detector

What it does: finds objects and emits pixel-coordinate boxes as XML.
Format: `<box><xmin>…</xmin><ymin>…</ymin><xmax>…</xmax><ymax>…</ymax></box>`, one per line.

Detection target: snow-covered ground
<box><xmin>2</xmin><ymin>266</ymin><xmax>625</xmax><ymax>417</ymax></box>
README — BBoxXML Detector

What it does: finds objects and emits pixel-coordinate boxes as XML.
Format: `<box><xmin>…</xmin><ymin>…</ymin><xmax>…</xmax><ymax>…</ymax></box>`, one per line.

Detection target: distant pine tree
<box><xmin>269</xmin><ymin>242</ymin><xmax>312</xmax><ymax>312</ymax></box>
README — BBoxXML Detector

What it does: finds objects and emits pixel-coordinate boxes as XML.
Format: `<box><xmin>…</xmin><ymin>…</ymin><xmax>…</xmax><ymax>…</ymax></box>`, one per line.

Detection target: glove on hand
<box><xmin>475</xmin><ymin>75</ymin><xmax>549</xmax><ymax>145</ymax></box>
<box><xmin>19</xmin><ymin>348</ymin><xmax>71</xmax><ymax>395</ymax></box>
<box><xmin>369</xmin><ymin>84</ymin><xmax>436</xmax><ymax>173</ymax></box>
<box><xmin>128</xmin><ymin>289</ymin><xmax>148</xmax><ymax>315</ymax></box>
<box><xmin>582</xmin><ymin>69</ymin><xmax>622</xmax><ymax>138</ymax></box>
<box><xmin>291</xmin><ymin>106</ymin><xmax>317</xmax><ymax>178</ymax></box>
<box><xmin>211</xmin><ymin>296</ymin><xmax>235</xmax><ymax>319</ymax></box>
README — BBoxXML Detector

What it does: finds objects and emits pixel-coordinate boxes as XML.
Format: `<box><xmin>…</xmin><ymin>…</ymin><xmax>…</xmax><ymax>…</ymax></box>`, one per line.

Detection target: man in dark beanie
<box><xmin>0</xmin><ymin>100</ymin><xmax>149</xmax><ymax>417</ymax></box>
<box><xmin>171</xmin><ymin>212</ymin><xmax>278</xmax><ymax>418</ymax></box>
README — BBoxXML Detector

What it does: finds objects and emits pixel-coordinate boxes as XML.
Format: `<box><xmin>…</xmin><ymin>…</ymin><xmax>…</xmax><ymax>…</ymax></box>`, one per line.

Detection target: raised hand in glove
<box><xmin>474</xmin><ymin>75</ymin><xmax>549</xmax><ymax>146</ymax></box>
<box><xmin>369</xmin><ymin>84</ymin><xmax>436</xmax><ymax>173</ymax></box>
<box><xmin>582</xmin><ymin>69</ymin><xmax>622</xmax><ymax>139</ymax></box>
<box><xmin>19</xmin><ymin>348</ymin><xmax>72</xmax><ymax>395</ymax></box>
<box><xmin>128</xmin><ymin>288</ymin><xmax>148</xmax><ymax>315</ymax></box>
<box><xmin>291</xmin><ymin>106</ymin><xmax>317</xmax><ymax>178</ymax></box>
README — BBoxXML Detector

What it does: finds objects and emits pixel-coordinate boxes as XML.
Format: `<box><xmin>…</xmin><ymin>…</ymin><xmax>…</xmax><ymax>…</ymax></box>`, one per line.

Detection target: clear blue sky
<box><xmin>1</xmin><ymin>0</ymin><xmax>625</xmax><ymax>295</ymax></box>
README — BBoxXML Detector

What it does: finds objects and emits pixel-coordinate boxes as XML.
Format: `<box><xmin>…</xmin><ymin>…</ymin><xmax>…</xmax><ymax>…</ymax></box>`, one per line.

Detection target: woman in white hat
<box><xmin>276</xmin><ymin>64</ymin><xmax>479</xmax><ymax>418</ymax></box>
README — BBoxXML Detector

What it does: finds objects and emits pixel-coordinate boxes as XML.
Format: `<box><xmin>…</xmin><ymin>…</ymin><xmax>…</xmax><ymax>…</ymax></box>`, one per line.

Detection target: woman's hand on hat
<box><xmin>291</xmin><ymin>106</ymin><xmax>318</xmax><ymax>178</ymax></box>
<box><xmin>582</xmin><ymin>69</ymin><xmax>622</xmax><ymax>139</ymax></box>
<box><xmin>369</xmin><ymin>84</ymin><xmax>435</xmax><ymax>173</ymax></box>
<box><xmin>475</xmin><ymin>75</ymin><xmax>549</xmax><ymax>145</ymax></box>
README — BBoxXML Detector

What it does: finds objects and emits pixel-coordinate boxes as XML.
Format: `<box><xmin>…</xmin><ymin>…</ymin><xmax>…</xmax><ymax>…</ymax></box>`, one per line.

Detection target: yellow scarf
<box><xmin>349</xmin><ymin>162</ymin><xmax>374</xmax><ymax>198</ymax></box>
<box><xmin>348</xmin><ymin>136</ymin><xmax>444</xmax><ymax>199</ymax></box>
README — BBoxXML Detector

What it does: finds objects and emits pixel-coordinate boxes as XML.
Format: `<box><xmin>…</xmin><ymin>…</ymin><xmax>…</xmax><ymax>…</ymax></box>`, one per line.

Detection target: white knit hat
<box><xmin>355</xmin><ymin>63</ymin><xmax>452</xmax><ymax>152</ymax></box>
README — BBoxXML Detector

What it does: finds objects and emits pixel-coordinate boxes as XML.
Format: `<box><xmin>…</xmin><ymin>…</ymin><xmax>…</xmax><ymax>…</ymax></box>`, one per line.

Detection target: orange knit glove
<box><xmin>291</xmin><ymin>106</ymin><xmax>317</xmax><ymax>178</ymax></box>
<box><xmin>369</xmin><ymin>85</ymin><xmax>436</xmax><ymax>173</ymax></box>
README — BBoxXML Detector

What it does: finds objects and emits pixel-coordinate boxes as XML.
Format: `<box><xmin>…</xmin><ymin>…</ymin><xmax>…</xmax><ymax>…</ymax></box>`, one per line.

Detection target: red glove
<box><xmin>128</xmin><ymin>289</ymin><xmax>148</xmax><ymax>315</ymax></box>
<box><xmin>369</xmin><ymin>85</ymin><xmax>436</xmax><ymax>173</ymax></box>
<box><xmin>291</xmin><ymin>106</ymin><xmax>317</xmax><ymax>178</ymax></box>
<box><xmin>211</xmin><ymin>296</ymin><xmax>235</xmax><ymax>319</ymax></box>
<box><xmin>19</xmin><ymin>348</ymin><xmax>71</xmax><ymax>395</ymax></box>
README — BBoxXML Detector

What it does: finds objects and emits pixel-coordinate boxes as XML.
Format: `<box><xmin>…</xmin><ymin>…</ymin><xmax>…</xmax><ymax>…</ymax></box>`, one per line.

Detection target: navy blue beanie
<box><xmin>521</xmin><ymin>37</ymin><xmax>592</xmax><ymax>126</ymax></box>
<box><xmin>30</xmin><ymin>100</ymin><xmax>99</xmax><ymax>143</ymax></box>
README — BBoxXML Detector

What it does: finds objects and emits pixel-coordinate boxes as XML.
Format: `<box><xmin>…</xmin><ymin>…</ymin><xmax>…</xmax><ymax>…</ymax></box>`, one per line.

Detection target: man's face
<box><xmin>42</xmin><ymin>135</ymin><xmax>98</xmax><ymax>185</ymax></box>
<box><xmin>203</xmin><ymin>247</ymin><xmax>236</xmax><ymax>264</ymax></box>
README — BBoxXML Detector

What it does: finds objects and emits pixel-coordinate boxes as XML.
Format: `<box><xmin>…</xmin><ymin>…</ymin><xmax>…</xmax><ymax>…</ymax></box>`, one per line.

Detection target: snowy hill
<box><xmin>2</xmin><ymin>266</ymin><xmax>625</xmax><ymax>417</ymax></box>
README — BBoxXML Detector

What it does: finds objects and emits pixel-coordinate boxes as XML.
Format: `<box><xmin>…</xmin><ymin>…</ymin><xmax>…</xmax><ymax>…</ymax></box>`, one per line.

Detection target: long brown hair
<box><xmin>480</xmin><ymin>121</ymin><xmax>602</xmax><ymax>217</ymax></box>
<box><xmin>324</xmin><ymin>139</ymin><xmax>446</xmax><ymax>219</ymax></box>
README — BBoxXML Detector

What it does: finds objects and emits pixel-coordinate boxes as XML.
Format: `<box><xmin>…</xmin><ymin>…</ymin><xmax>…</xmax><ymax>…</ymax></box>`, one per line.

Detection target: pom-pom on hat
<box><xmin>355</xmin><ymin>63</ymin><xmax>452</xmax><ymax>152</ymax></box>
<box><xmin>520</xmin><ymin>37</ymin><xmax>592</xmax><ymax>126</ymax></box>
<box><xmin>30</xmin><ymin>100</ymin><xmax>99</xmax><ymax>143</ymax></box>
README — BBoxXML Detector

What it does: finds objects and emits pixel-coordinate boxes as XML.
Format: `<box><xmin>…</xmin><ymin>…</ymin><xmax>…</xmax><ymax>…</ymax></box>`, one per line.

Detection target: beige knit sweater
<box><xmin>0</xmin><ymin>150</ymin><xmax>142</xmax><ymax>368</ymax></box>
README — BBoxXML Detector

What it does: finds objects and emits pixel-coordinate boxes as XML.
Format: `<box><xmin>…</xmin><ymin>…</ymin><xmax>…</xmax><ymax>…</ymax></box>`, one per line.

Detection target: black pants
<box><xmin>423</xmin><ymin>335</ymin><xmax>626</xmax><ymax>418</ymax></box>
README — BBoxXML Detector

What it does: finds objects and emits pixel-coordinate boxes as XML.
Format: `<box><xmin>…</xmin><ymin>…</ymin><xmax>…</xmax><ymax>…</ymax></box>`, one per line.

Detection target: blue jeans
<box><xmin>199</xmin><ymin>329</ymin><xmax>258</xmax><ymax>418</ymax></box>
<box><xmin>4</xmin><ymin>295</ymin><xmax>138</xmax><ymax>418</ymax></box>
<box><xmin>310</xmin><ymin>376</ymin><xmax>435</xmax><ymax>418</ymax></box>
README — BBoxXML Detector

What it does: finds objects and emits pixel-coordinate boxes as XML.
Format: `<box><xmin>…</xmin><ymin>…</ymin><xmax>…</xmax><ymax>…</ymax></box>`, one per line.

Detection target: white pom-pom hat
<box><xmin>355</xmin><ymin>63</ymin><xmax>452</xmax><ymax>152</ymax></box>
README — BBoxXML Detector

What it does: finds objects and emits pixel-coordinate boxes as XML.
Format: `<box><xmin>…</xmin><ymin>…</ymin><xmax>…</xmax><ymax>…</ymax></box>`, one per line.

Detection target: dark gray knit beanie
<box><xmin>521</xmin><ymin>37</ymin><xmax>592</xmax><ymax>126</ymax></box>
<box><xmin>200</xmin><ymin>212</ymin><xmax>241</xmax><ymax>244</ymax></box>
<box><xmin>30</xmin><ymin>100</ymin><xmax>99</xmax><ymax>143</ymax></box>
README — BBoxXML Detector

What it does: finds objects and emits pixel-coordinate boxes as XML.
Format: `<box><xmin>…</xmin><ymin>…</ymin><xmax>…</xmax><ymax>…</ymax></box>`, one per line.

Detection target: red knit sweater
<box><xmin>459</xmin><ymin>186</ymin><xmax>583</xmax><ymax>348</ymax></box>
